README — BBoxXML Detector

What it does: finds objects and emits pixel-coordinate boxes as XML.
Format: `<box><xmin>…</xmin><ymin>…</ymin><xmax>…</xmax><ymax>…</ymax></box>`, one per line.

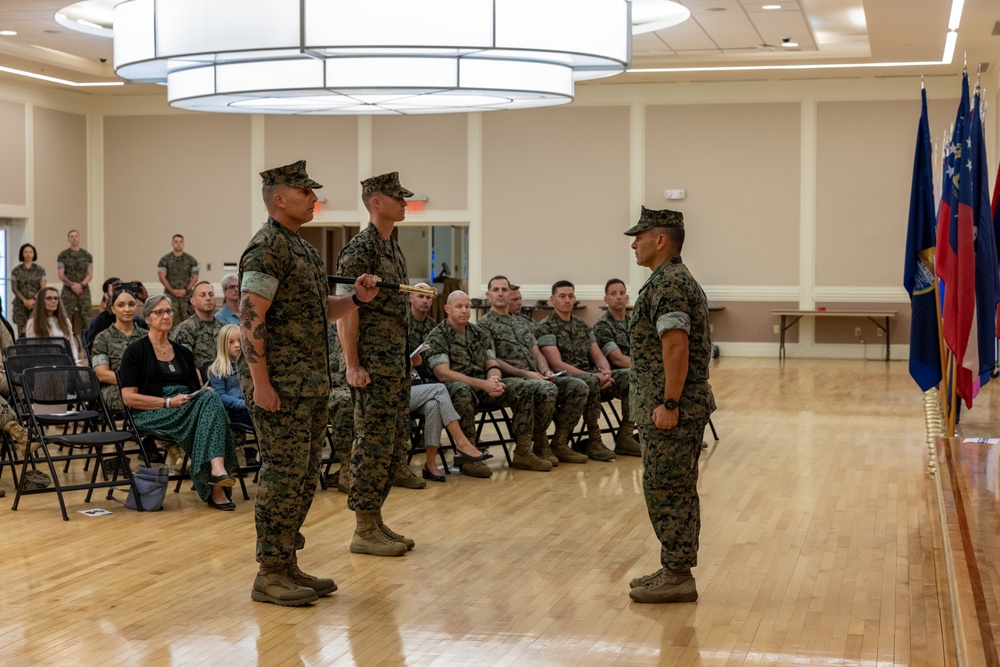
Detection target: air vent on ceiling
<box><xmin>980</xmin><ymin>62</ymin><xmax>990</xmax><ymax>73</ymax></box>
<box><xmin>993</xmin><ymin>21</ymin><xmax>1000</xmax><ymax>35</ymax></box>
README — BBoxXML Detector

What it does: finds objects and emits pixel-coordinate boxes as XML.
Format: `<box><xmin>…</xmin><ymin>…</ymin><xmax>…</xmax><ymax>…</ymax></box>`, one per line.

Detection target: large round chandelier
<box><xmin>112</xmin><ymin>0</ymin><xmax>632</xmax><ymax>115</ymax></box>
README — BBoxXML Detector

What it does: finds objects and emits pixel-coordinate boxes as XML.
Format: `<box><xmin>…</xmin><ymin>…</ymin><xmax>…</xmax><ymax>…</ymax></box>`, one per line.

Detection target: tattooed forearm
<box><xmin>240</xmin><ymin>295</ymin><xmax>258</xmax><ymax>331</ymax></box>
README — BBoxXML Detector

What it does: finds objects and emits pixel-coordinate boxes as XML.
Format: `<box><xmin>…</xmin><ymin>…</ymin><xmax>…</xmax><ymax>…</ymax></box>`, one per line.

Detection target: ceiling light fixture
<box><xmin>112</xmin><ymin>0</ymin><xmax>631</xmax><ymax>115</ymax></box>
<box><xmin>781</xmin><ymin>39</ymin><xmax>799</xmax><ymax>48</ymax></box>
<box><xmin>0</xmin><ymin>30</ymin><xmax>17</xmax><ymax>36</ymax></box>
<box><xmin>761</xmin><ymin>4</ymin><xmax>781</xmax><ymax>9</ymax></box>
<box><xmin>631</xmin><ymin>0</ymin><xmax>691</xmax><ymax>34</ymax></box>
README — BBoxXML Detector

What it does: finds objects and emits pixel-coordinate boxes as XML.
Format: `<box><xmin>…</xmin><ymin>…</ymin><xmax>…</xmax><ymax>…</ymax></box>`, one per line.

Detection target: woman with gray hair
<box><xmin>119</xmin><ymin>294</ymin><xmax>240</xmax><ymax>510</ymax></box>
<box><xmin>215</xmin><ymin>273</ymin><xmax>240</xmax><ymax>325</ymax></box>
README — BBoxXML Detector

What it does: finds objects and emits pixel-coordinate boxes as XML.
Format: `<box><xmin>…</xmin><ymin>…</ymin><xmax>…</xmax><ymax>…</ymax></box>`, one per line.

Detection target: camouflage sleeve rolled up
<box><xmin>57</xmin><ymin>248</ymin><xmax>93</xmax><ymax>283</ymax></box>
<box><xmin>536</xmin><ymin>314</ymin><xmax>594</xmax><ymax>370</ymax></box>
<box><xmin>593</xmin><ymin>312</ymin><xmax>631</xmax><ymax>358</ymax></box>
<box><xmin>158</xmin><ymin>253</ymin><xmax>200</xmax><ymax>290</ymax></box>
<box><xmin>424</xmin><ymin>320</ymin><xmax>492</xmax><ymax>379</ymax></box>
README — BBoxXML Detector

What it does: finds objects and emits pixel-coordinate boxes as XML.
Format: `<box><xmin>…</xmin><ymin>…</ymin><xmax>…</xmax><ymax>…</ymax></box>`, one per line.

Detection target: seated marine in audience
<box><xmin>214</xmin><ymin>273</ymin><xmax>240</xmax><ymax>326</ymax></box>
<box><xmin>92</xmin><ymin>286</ymin><xmax>149</xmax><ymax>412</ymax></box>
<box><xmin>536</xmin><ymin>280</ymin><xmax>640</xmax><ymax>460</ymax></box>
<box><xmin>478</xmin><ymin>275</ymin><xmax>590</xmax><ymax>465</ymax></box>
<box><xmin>169</xmin><ymin>280</ymin><xmax>223</xmax><ymax>371</ymax></box>
<box><xmin>408</xmin><ymin>283</ymin><xmax>438</xmax><ymax>384</ymax></box>
<box><xmin>425</xmin><ymin>290</ymin><xmax>556</xmax><ymax>472</ymax></box>
<box><xmin>26</xmin><ymin>286</ymin><xmax>82</xmax><ymax>364</ymax></box>
<box><xmin>593</xmin><ymin>278</ymin><xmax>631</xmax><ymax>369</ymax></box>
<box><xmin>84</xmin><ymin>277</ymin><xmax>148</xmax><ymax>354</ymax></box>
<box><xmin>120</xmin><ymin>294</ymin><xmax>240</xmax><ymax>510</ymax></box>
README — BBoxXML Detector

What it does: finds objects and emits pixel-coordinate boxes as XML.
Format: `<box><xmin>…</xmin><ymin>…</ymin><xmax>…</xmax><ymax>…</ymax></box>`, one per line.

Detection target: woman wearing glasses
<box><xmin>25</xmin><ymin>286</ymin><xmax>82</xmax><ymax>364</ymax></box>
<box><xmin>119</xmin><ymin>294</ymin><xmax>240</xmax><ymax>510</ymax></box>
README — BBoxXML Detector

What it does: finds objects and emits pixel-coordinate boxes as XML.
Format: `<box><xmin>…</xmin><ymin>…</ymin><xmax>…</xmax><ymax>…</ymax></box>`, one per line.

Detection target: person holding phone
<box><xmin>119</xmin><ymin>293</ymin><xmax>240</xmax><ymax>511</ymax></box>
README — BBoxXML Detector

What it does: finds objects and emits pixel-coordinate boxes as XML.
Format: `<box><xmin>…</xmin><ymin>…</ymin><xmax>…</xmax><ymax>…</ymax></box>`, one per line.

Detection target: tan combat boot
<box><xmin>251</xmin><ymin>567</ymin><xmax>319</xmax><ymax>606</ymax></box>
<box><xmin>351</xmin><ymin>510</ymin><xmax>408</xmax><ymax>556</ymax></box>
<box><xmin>532</xmin><ymin>430</ymin><xmax>558</xmax><ymax>467</ymax></box>
<box><xmin>511</xmin><ymin>434</ymin><xmax>553</xmax><ymax>472</ymax></box>
<box><xmin>585</xmin><ymin>424</ymin><xmax>616</xmax><ymax>462</ymax></box>
<box><xmin>392</xmin><ymin>464</ymin><xmax>427</xmax><ymax>489</ymax></box>
<box><xmin>549</xmin><ymin>425</ymin><xmax>587</xmax><ymax>464</ymax></box>
<box><xmin>287</xmin><ymin>562</ymin><xmax>338</xmax><ymax>596</ymax></box>
<box><xmin>375</xmin><ymin>509</ymin><xmax>415</xmax><ymax>550</ymax></box>
<box><xmin>628</xmin><ymin>568</ymin><xmax>698</xmax><ymax>603</ymax></box>
<box><xmin>614</xmin><ymin>421</ymin><xmax>641</xmax><ymax>457</ymax></box>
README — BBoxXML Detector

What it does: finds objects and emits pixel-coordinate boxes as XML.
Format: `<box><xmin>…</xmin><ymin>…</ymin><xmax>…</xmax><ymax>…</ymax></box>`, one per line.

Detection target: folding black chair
<box><xmin>15</xmin><ymin>336</ymin><xmax>76</xmax><ymax>362</ymax></box>
<box><xmin>474</xmin><ymin>407</ymin><xmax>514</xmax><ymax>466</ymax></box>
<box><xmin>4</xmin><ymin>344</ymin><xmax>69</xmax><ymax>361</ymax></box>
<box><xmin>407</xmin><ymin>412</ymin><xmax>456</xmax><ymax>474</ymax></box>
<box><xmin>230</xmin><ymin>421</ymin><xmax>259</xmax><ymax>500</ymax></box>
<box><xmin>11</xmin><ymin>365</ymin><xmax>139</xmax><ymax>520</ymax></box>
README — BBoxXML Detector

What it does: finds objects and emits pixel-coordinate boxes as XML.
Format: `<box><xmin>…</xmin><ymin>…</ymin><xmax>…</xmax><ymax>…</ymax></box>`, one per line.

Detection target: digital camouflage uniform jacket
<box><xmin>629</xmin><ymin>255</ymin><xmax>716</xmax><ymax>428</ymax></box>
<box><xmin>169</xmin><ymin>316</ymin><xmax>223</xmax><ymax>371</ymax></box>
<box><xmin>335</xmin><ymin>224</ymin><xmax>409</xmax><ymax>379</ymax></box>
<box><xmin>157</xmin><ymin>252</ymin><xmax>199</xmax><ymax>292</ymax></box>
<box><xmin>477</xmin><ymin>310</ymin><xmax>539</xmax><ymax>372</ymax></box>
<box><xmin>408</xmin><ymin>310</ymin><xmax>437</xmax><ymax>383</ymax></box>
<box><xmin>424</xmin><ymin>320</ymin><xmax>495</xmax><ymax>379</ymax></box>
<box><xmin>535</xmin><ymin>314</ymin><xmax>597</xmax><ymax>371</ymax></box>
<box><xmin>592</xmin><ymin>312</ymin><xmax>631</xmax><ymax>359</ymax></box>
<box><xmin>238</xmin><ymin>218</ymin><xmax>330</xmax><ymax>398</ymax></box>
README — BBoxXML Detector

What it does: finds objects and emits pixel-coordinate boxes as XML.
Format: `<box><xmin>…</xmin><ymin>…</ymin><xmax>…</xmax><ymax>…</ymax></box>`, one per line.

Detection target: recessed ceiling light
<box><xmin>762</xmin><ymin>4</ymin><xmax>782</xmax><ymax>9</ymax></box>
<box><xmin>781</xmin><ymin>39</ymin><xmax>799</xmax><ymax>48</ymax></box>
<box><xmin>706</xmin><ymin>7</ymin><xmax>727</xmax><ymax>11</ymax></box>
<box><xmin>0</xmin><ymin>30</ymin><xmax>17</xmax><ymax>36</ymax></box>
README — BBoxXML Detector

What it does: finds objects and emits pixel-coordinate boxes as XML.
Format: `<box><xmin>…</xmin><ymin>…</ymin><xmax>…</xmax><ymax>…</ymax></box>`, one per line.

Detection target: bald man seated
<box><xmin>423</xmin><ymin>291</ymin><xmax>556</xmax><ymax>472</ymax></box>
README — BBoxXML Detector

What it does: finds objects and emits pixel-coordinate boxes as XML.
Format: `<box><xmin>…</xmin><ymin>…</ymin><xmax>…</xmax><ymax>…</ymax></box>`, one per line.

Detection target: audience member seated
<box><xmin>120</xmin><ymin>294</ymin><xmax>240</xmax><ymax>511</ymax></box>
<box><xmin>169</xmin><ymin>280</ymin><xmax>223</xmax><ymax>371</ymax></box>
<box><xmin>478</xmin><ymin>275</ymin><xmax>589</xmax><ymax>466</ymax></box>
<box><xmin>215</xmin><ymin>273</ymin><xmax>240</xmax><ymax>326</ymax></box>
<box><xmin>593</xmin><ymin>278</ymin><xmax>632</xmax><ymax>370</ymax></box>
<box><xmin>26</xmin><ymin>286</ymin><xmax>82</xmax><ymax>364</ymax></box>
<box><xmin>208</xmin><ymin>324</ymin><xmax>251</xmax><ymax>427</ymax></box>
<box><xmin>91</xmin><ymin>286</ymin><xmax>148</xmax><ymax>412</ymax></box>
<box><xmin>425</xmin><ymin>290</ymin><xmax>556</xmax><ymax>473</ymax></box>
<box><xmin>536</xmin><ymin>280</ymin><xmax>639</xmax><ymax>460</ymax></box>
<box><xmin>84</xmin><ymin>278</ymin><xmax>149</xmax><ymax>354</ymax></box>
<box><xmin>408</xmin><ymin>283</ymin><xmax>437</xmax><ymax>384</ymax></box>
<box><xmin>326</xmin><ymin>321</ymin><xmax>355</xmax><ymax>494</ymax></box>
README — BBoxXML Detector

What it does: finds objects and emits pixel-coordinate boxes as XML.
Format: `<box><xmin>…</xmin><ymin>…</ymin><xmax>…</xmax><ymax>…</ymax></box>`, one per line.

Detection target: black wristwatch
<box><xmin>351</xmin><ymin>293</ymin><xmax>366</xmax><ymax>309</ymax></box>
<box><xmin>662</xmin><ymin>398</ymin><xmax>679</xmax><ymax>411</ymax></box>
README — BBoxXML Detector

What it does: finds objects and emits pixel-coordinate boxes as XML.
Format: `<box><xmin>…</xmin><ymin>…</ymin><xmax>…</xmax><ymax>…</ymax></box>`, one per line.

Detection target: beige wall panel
<box><xmin>815</xmin><ymin>98</ymin><xmax>956</xmax><ymax>286</ymax></box>
<box><xmin>645</xmin><ymin>103</ymin><xmax>801</xmax><ymax>286</ymax></box>
<box><xmin>264</xmin><ymin>116</ymin><xmax>358</xmax><ymax>211</ymax></box>
<box><xmin>482</xmin><ymin>106</ymin><xmax>630</xmax><ymax>286</ymax></box>
<box><xmin>372</xmin><ymin>115</ymin><xmax>467</xmax><ymax>211</ymax></box>
<box><xmin>0</xmin><ymin>100</ymin><xmax>26</xmax><ymax>206</ymax></box>
<box><xmin>813</xmin><ymin>301</ymin><xmax>910</xmax><ymax>346</ymax></box>
<box><xmin>34</xmin><ymin>107</ymin><xmax>87</xmax><ymax>262</ymax></box>
<box><xmin>711</xmin><ymin>301</ymin><xmax>796</xmax><ymax>344</ymax></box>
<box><xmin>104</xmin><ymin>115</ymin><xmax>251</xmax><ymax>284</ymax></box>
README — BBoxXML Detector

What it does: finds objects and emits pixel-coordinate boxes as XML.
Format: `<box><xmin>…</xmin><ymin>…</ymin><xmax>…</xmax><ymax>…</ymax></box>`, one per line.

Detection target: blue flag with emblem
<box><xmin>903</xmin><ymin>88</ymin><xmax>941</xmax><ymax>391</ymax></box>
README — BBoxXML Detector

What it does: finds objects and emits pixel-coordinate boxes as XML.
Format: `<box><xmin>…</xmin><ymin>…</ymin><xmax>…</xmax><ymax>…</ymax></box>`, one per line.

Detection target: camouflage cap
<box><xmin>623</xmin><ymin>206</ymin><xmax>684</xmax><ymax>236</ymax></box>
<box><xmin>361</xmin><ymin>172</ymin><xmax>414</xmax><ymax>199</ymax></box>
<box><xmin>259</xmin><ymin>160</ymin><xmax>323</xmax><ymax>189</ymax></box>
<box><xmin>22</xmin><ymin>469</ymin><xmax>51</xmax><ymax>490</ymax></box>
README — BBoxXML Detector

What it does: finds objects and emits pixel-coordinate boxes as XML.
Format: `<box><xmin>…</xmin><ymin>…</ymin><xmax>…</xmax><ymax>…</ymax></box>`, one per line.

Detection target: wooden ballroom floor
<box><xmin>0</xmin><ymin>358</ymin><xmax>955</xmax><ymax>666</ymax></box>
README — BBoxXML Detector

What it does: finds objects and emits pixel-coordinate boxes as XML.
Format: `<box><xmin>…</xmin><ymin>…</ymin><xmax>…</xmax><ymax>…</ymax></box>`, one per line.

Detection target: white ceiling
<box><xmin>0</xmin><ymin>0</ymin><xmax>995</xmax><ymax>93</ymax></box>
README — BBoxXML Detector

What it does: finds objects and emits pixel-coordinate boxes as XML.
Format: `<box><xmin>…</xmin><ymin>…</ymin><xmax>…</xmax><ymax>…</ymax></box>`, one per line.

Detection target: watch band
<box><xmin>662</xmin><ymin>398</ymin><xmax>679</xmax><ymax>411</ymax></box>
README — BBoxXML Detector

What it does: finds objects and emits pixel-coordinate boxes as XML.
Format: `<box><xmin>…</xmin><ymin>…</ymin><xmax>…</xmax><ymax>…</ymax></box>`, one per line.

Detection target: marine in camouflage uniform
<box><xmin>92</xmin><ymin>323</ymin><xmax>148</xmax><ymax>411</ymax></box>
<box><xmin>593</xmin><ymin>311</ymin><xmax>630</xmax><ymax>365</ymax></box>
<box><xmin>327</xmin><ymin>321</ymin><xmax>354</xmax><ymax>493</ymax></box>
<box><xmin>336</xmin><ymin>171</ymin><xmax>414</xmax><ymax>557</ymax></box>
<box><xmin>424</xmin><ymin>295</ymin><xmax>555</xmax><ymax>472</ymax></box>
<box><xmin>536</xmin><ymin>308</ymin><xmax>638</xmax><ymax>460</ymax></box>
<box><xmin>624</xmin><ymin>206</ymin><xmax>715</xmax><ymax>604</ymax></box>
<box><xmin>10</xmin><ymin>261</ymin><xmax>46</xmax><ymax>332</ymax></box>
<box><xmin>408</xmin><ymin>309</ymin><xmax>438</xmax><ymax>384</ymax></box>
<box><xmin>478</xmin><ymin>308</ymin><xmax>589</xmax><ymax>465</ymax></box>
<box><xmin>170</xmin><ymin>314</ymin><xmax>223</xmax><ymax>371</ymax></box>
<box><xmin>239</xmin><ymin>160</ymin><xmax>339</xmax><ymax>606</ymax></box>
<box><xmin>57</xmin><ymin>239</ymin><xmax>93</xmax><ymax>334</ymax></box>
<box><xmin>158</xmin><ymin>247</ymin><xmax>199</xmax><ymax>323</ymax></box>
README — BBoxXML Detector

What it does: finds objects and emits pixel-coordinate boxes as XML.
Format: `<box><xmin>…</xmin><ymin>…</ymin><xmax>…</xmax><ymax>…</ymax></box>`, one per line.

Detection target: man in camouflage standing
<box><xmin>336</xmin><ymin>172</ymin><xmax>415</xmax><ymax>558</ymax></box>
<box><xmin>57</xmin><ymin>229</ymin><xmax>93</xmax><ymax>335</ymax></box>
<box><xmin>240</xmin><ymin>160</ymin><xmax>378</xmax><ymax>606</ymax></box>
<box><xmin>157</xmin><ymin>234</ymin><xmax>199</xmax><ymax>323</ymax></box>
<box><xmin>537</xmin><ymin>281</ymin><xmax>640</xmax><ymax>460</ymax></box>
<box><xmin>479</xmin><ymin>275</ymin><xmax>589</xmax><ymax>466</ymax></box>
<box><xmin>170</xmin><ymin>280</ymin><xmax>222</xmax><ymax>371</ymax></box>
<box><xmin>425</xmin><ymin>291</ymin><xmax>555</xmax><ymax>473</ymax></box>
<box><xmin>625</xmin><ymin>206</ymin><xmax>715</xmax><ymax>604</ymax></box>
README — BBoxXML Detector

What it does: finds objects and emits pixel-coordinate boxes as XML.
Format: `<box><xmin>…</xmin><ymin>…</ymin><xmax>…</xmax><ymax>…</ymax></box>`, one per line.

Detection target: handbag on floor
<box><xmin>124</xmin><ymin>465</ymin><xmax>169</xmax><ymax>511</ymax></box>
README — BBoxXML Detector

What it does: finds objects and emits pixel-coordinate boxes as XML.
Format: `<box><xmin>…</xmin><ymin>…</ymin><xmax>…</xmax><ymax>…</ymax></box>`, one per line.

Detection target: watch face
<box><xmin>663</xmin><ymin>399</ymin><xmax>679</xmax><ymax>410</ymax></box>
